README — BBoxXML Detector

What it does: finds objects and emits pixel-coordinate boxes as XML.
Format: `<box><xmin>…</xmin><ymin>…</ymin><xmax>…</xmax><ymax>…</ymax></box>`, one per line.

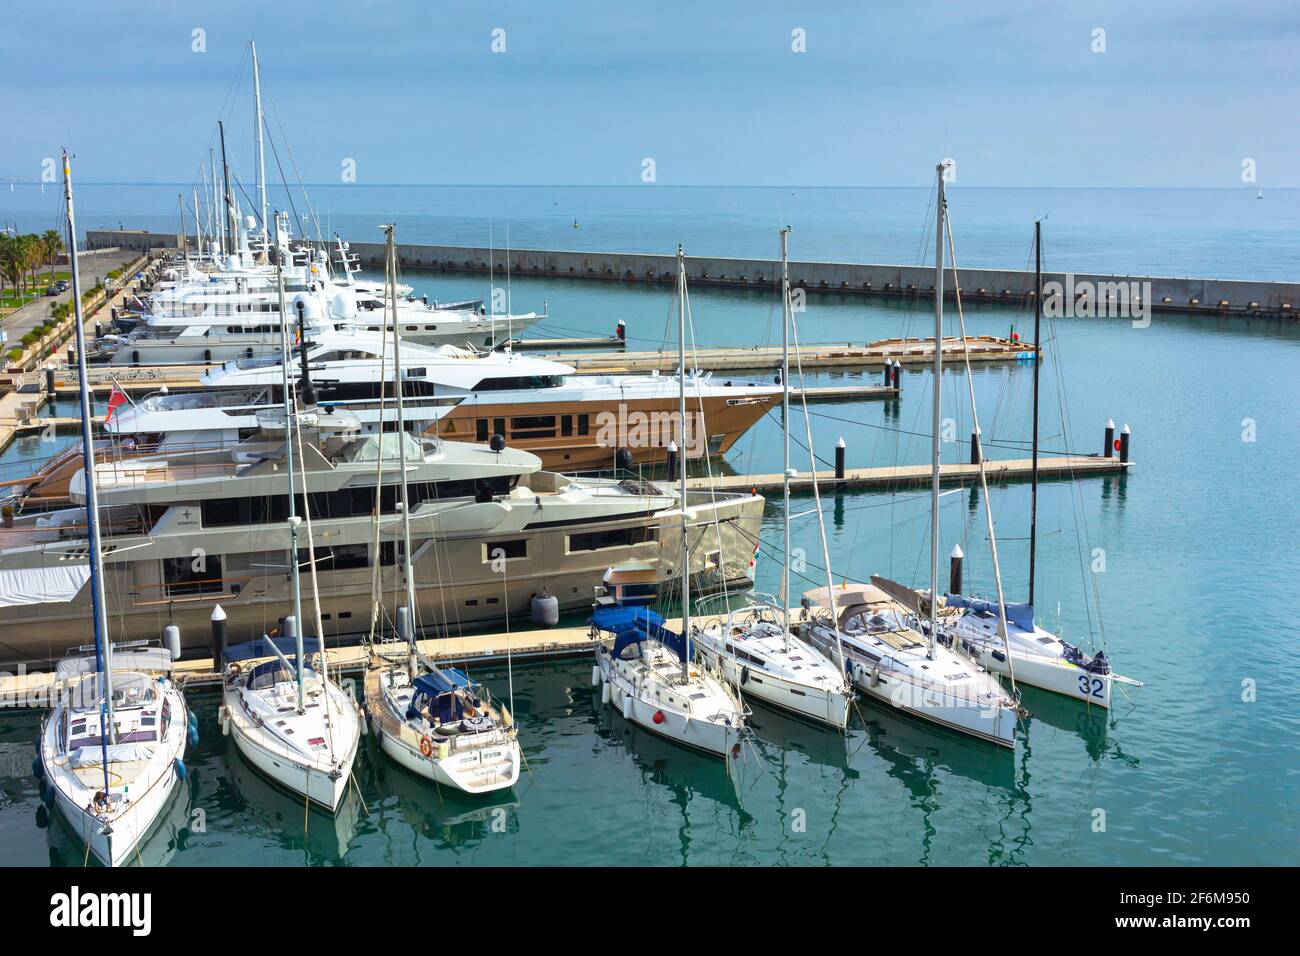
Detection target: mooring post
<box><xmin>1119</xmin><ymin>424</ymin><xmax>1131</xmax><ymax>463</ymax></box>
<box><xmin>835</xmin><ymin>436</ymin><xmax>846</xmax><ymax>481</ymax></box>
<box><xmin>949</xmin><ymin>543</ymin><xmax>964</xmax><ymax>596</ymax></box>
<box><xmin>893</xmin><ymin>359</ymin><xmax>902</xmax><ymax>390</ymax></box>
<box><xmin>970</xmin><ymin>428</ymin><xmax>982</xmax><ymax>465</ymax></box>
<box><xmin>1104</xmin><ymin>419</ymin><xmax>1115</xmax><ymax>458</ymax></box>
<box><xmin>665</xmin><ymin>440</ymin><xmax>678</xmax><ymax>479</ymax></box>
<box><xmin>210</xmin><ymin>604</ymin><xmax>227</xmax><ymax>669</ymax></box>
<box><xmin>882</xmin><ymin>362</ymin><xmax>891</xmax><ymax>387</ymax></box>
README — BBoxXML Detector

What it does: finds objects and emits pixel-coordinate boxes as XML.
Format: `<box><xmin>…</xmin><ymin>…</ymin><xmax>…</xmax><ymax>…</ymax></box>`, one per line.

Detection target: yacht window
<box><xmin>297</xmin><ymin>544</ymin><xmax>369</xmax><ymax>572</ymax></box>
<box><xmin>162</xmin><ymin>555</ymin><xmax>224</xmax><ymax>597</ymax></box>
<box><xmin>561</xmin><ymin>415</ymin><xmax>573</xmax><ymax>437</ymax></box>
<box><xmin>476</xmin><ymin>419</ymin><xmax>489</xmax><ymax>441</ymax></box>
<box><xmin>482</xmin><ymin>539</ymin><xmax>527</xmax><ymax>563</ymax></box>
<box><xmin>567</xmin><ymin>527</ymin><xmax>655</xmax><ymax>553</ymax></box>
<box><xmin>510</xmin><ymin>415</ymin><xmax>556</xmax><ymax>439</ymax></box>
<box><xmin>577</xmin><ymin>414</ymin><xmax>590</xmax><ymax>436</ymax></box>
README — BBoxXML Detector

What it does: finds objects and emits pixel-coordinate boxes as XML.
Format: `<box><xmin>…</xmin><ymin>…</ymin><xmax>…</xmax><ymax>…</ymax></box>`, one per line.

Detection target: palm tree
<box><xmin>0</xmin><ymin>234</ymin><xmax>21</xmax><ymax>301</ymax></box>
<box><xmin>42</xmin><ymin>229</ymin><xmax>63</xmax><ymax>284</ymax></box>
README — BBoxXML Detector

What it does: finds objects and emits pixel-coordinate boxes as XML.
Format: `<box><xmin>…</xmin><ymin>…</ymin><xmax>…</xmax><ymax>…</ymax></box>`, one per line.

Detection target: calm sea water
<box><xmin>0</xmin><ymin>186</ymin><xmax>1296</xmax><ymax>866</ymax></box>
<box><xmin>3</xmin><ymin>182</ymin><xmax>1298</xmax><ymax>278</ymax></box>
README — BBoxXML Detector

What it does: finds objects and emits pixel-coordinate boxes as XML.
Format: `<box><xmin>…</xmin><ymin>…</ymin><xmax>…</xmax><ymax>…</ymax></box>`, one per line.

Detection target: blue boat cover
<box><xmin>592</xmin><ymin>604</ymin><xmax>692</xmax><ymax>665</ymax></box>
<box><xmin>412</xmin><ymin>668</ymin><xmax>473</xmax><ymax>698</ymax></box>
<box><xmin>222</xmin><ymin>635</ymin><xmax>322</xmax><ymax>662</ymax></box>
<box><xmin>945</xmin><ymin>594</ymin><xmax>1035</xmax><ymax>632</ymax></box>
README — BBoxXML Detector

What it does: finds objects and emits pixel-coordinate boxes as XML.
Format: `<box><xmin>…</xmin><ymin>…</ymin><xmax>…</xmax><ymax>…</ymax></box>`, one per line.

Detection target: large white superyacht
<box><xmin>0</xmin><ymin>407</ymin><xmax>762</xmax><ymax>666</ymax></box>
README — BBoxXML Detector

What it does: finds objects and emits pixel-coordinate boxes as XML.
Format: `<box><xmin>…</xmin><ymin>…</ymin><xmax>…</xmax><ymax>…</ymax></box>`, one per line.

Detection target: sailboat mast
<box><xmin>677</xmin><ymin>246</ymin><xmax>690</xmax><ymax>683</ymax></box>
<box><xmin>251</xmin><ymin>41</ymin><xmax>268</xmax><ymax>258</ymax></box>
<box><xmin>192</xmin><ymin>188</ymin><xmax>201</xmax><ymax>258</ymax></box>
<box><xmin>929</xmin><ymin>165</ymin><xmax>946</xmax><ymax>660</ymax></box>
<box><xmin>780</xmin><ymin>227</ymin><xmax>792</xmax><ymax>645</ymax></box>
<box><xmin>62</xmin><ymin>152</ymin><xmax>115</xmax><ymax>782</ymax></box>
<box><xmin>209</xmin><ymin>150</ymin><xmax>220</xmax><ymax>255</ymax></box>
<box><xmin>1029</xmin><ymin>219</ymin><xmax>1042</xmax><ymax>608</ymax></box>
<box><xmin>273</xmin><ymin>226</ymin><xmax>306</xmax><ymax>713</ymax></box>
<box><xmin>386</xmin><ymin>225</ymin><xmax>418</xmax><ymax>645</ymax></box>
<box><xmin>177</xmin><ymin>194</ymin><xmax>188</xmax><ymax>258</ymax></box>
<box><xmin>218</xmin><ymin>121</ymin><xmax>236</xmax><ymax>257</ymax></box>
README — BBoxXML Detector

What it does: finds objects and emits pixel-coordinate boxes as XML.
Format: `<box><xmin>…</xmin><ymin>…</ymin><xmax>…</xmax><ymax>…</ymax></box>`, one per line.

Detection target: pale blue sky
<box><xmin>2</xmin><ymin>0</ymin><xmax>1295</xmax><ymax>187</ymax></box>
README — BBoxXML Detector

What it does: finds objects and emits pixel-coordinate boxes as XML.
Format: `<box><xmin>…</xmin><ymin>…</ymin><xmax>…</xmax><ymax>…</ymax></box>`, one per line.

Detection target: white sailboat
<box><xmin>694</xmin><ymin>228</ymin><xmax>853</xmax><ymax>731</ymax></box>
<box><xmin>38</xmin><ymin>150</ymin><xmax>191</xmax><ymax>867</ymax></box>
<box><xmin>217</xmin><ymin>220</ymin><xmax>361</xmax><ymax>812</ymax></box>
<box><xmin>592</xmin><ymin>248</ymin><xmax>752</xmax><ymax>771</ymax></box>
<box><xmin>364</xmin><ymin>224</ymin><xmax>521</xmax><ymax>796</ymax></box>
<box><xmin>941</xmin><ymin>221</ymin><xmax>1141</xmax><ymax>707</ymax></box>
<box><xmin>800</xmin><ymin>165</ymin><xmax>1021</xmax><ymax>749</ymax></box>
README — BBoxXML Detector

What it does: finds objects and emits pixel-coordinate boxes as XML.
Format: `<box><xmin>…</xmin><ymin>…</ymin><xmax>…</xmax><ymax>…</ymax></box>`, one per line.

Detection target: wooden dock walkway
<box><xmin>555</xmin><ymin>335</ymin><xmax>1037</xmax><ymax>374</ymax></box>
<box><xmin>0</xmin><ymin>617</ymin><xmax>622</xmax><ymax>706</ymax></box>
<box><xmin>687</xmin><ymin>454</ymin><xmax>1130</xmax><ymax>494</ymax></box>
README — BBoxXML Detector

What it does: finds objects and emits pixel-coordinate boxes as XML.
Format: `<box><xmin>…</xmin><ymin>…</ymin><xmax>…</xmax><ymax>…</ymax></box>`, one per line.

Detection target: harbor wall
<box><xmin>85</xmin><ymin>231</ymin><xmax>1299</xmax><ymax>318</ymax></box>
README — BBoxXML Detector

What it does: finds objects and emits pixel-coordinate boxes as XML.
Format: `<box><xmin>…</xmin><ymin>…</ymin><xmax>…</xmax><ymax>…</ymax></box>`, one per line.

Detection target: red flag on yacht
<box><xmin>105</xmin><ymin>383</ymin><xmax>128</xmax><ymax>422</ymax></box>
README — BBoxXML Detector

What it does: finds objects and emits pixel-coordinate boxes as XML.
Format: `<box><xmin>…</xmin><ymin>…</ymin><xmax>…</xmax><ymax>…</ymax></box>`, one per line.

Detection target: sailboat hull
<box><xmin>221</xmin><ymin>684</ymin><xmax>360</xmax><ymax>813</ymax></box>
<box><xmin>596</xmin><ymin>653</ymin><xmax>749</xmax><ymax>764</ymax></box>
<box><xmin>968</xmin><ymin>644</ymin><xmax>1113</xmax><ymax>708</ymax></box>
<box><xmin>853</xmin><ymin>671</ymin><xmax>1017</xmax><ymax>748</ymax></box>
<box><xmin>40</xmin><ymin>691</ymin><xmax>188</xmax><ymax>868</ymax></box>
<box><xmin>696</xmin><ymin>645</ymin><xmax>851</xmax><ymax>731</ymax></box>
<box><xmin>375</xmin><ymin>724</ymin><xmax>520</xmax><ymax>794</ymax></box>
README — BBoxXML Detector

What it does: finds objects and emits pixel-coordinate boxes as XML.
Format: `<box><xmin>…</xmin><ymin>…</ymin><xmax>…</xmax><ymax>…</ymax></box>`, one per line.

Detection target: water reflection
<box><xmin>222</xmin><ymin>743</ymin><xmax>361</xmax><ymax>864</ymax></box>
<box><xmin>359</xmin><ymin>740</ymin><xmax>521</xmax><ymax>861</ymax></box>
<box><xmin>45</xmin><ymin>777</ymin><xmax>194</xmax><ymax>868</ymax></box>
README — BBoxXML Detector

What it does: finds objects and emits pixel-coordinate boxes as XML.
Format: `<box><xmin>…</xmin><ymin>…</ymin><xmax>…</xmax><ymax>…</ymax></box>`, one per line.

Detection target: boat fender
<box><xmin>419</xmin><ymin>736</ymin><xmax>434</xmax><ymax>758</ymax></box>
<box><xmin>601</xmin><ymin>681</ymin><xmax>611</xmax><ymax>705</ymax></box>
<box><xmin>187</xmin><ymin>724</ymin><xmax>200</xmax><ymax>747</ymax></box>
<box><xmin>31</xmin><ymin>757</ymin><xmax>43</xmax><ymax>781</ymax></box>
<box><xmin>174</xmin><ymin>758</ymin><xmax>187</xmax><ymax>782</ymax></box>
<box><xmin>652</xmin><ymin>710</ymin><xmax>665</xmax><ymax>724</ymax></box>
<box><xmin>187</xmin><ymin>711</ymin><xmax>198</xmax><ymax>730</ymax></box>
<box><xmin>41</xmin><ymin>786</ymin><xmax>56</xmax><ymax>808</ymax></box>
<box><xmin>740</xmin><ymin>666</ymin><xmax>750</xmax><ymax>686</ymax></box>
<box><xmin>437</xmin><ymin>741</ymin><xmax>450</xmax><ymax>760</ymax></box>
<box><xmin>591</xmin><ymin>665</ymin><xmax>602</xmax><ymax>687</ymax></box>
<box><xmin>35</xmin><ymin>805</ymin><xmax>48</xmax><ymax>829</ymax></box>
<box><xmin>621</xmin><ymin>693</ymin><xmax>633</xmax><ymax>720</ymax></box>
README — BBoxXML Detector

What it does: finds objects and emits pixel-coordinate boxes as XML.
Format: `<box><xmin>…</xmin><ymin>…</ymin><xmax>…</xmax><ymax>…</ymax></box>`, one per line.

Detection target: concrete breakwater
<box><xmin>84</xmin><ymin>231</ymin><xmax>1300</xmax><ymax>318</ymax></box>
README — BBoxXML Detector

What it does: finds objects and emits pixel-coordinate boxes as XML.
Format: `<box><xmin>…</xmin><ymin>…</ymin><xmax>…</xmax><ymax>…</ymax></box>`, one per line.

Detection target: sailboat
<box><xmin>38</xmin><ymin>150</ymin><xmax>191</xmax><ymax>867</ymax></box>
<box><xmin>217</xmin><ymin>219</ymin><xmax>361</xmax><ymax>812</ymax></box>
<box><xmin>800</xmin><ymin>165</ymin><xmax>1021</xmax><ymax>749</ymax></box>
<box><xmin>942</xmin><ymin>221</ymin><xmax>1141</xmax><ymax>707</ymax></box>
<box><xmin>592</xmin><ymin>248</ymin><xmax>752</xmax><ymax>770</ymax></box>
<box><xmin>694</xmin><ymin>228</ymin><xmax>853</xmax><ymax>731</ymax></box>
<box><xmin>364</xmin><ymin>224</ymin><xmax>521</xmax><ymax>795</ymax></box>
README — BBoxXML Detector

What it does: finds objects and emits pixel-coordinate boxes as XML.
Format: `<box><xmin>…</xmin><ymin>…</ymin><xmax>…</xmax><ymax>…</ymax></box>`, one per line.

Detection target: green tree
<box><xmin>42</xmin><ymin>229</ymin><xmax>63</xmax><ymax>284</ymax></box>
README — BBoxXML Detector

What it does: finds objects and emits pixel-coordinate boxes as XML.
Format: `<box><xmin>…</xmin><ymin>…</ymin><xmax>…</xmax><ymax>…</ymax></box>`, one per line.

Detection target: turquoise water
<box><xmin>0</xmin><ymin>187</ymin><xmax>1296</xmax><ymax>865</ymax></box>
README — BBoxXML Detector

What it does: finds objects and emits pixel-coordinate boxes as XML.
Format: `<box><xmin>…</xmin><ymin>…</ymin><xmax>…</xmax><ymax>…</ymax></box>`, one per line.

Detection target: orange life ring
<box><xmin>419</xmin><ymin>736</ymin><xmax>433</xmax><ymax>757</ymax></box>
